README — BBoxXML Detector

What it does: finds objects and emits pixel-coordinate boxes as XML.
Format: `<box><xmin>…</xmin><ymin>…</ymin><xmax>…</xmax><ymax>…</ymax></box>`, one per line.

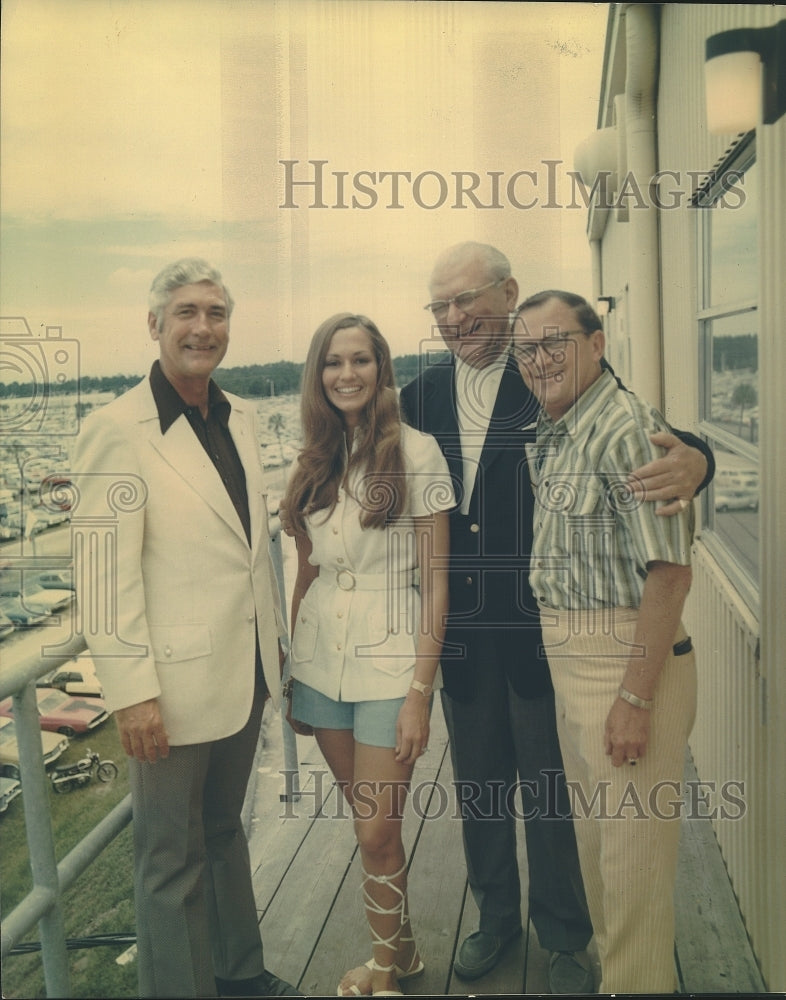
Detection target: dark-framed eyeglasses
<box><xmin>512</xmin><ymin>331</ymin><xmax>586</xmax><ymax>364</ymax></box>
<box><xmin>423</xmin><ymin>277</ymin><xmax>506</xmax><ymax>317</ymax></box>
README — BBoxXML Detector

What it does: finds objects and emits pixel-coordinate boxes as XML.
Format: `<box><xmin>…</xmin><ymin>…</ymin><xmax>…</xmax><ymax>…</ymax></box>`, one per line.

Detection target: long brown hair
<box><xmin>283</xmin><ymin>313</ymin><xmax>407</xmax><ymax>532</ymax></box>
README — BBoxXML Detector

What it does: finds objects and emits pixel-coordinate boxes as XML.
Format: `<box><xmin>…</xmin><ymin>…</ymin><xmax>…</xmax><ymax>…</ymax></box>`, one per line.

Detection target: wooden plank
<box><xmin>674</xmin><ymin>757</ymin><xmax>766</xmax><ymax>994</ymax></box>
<box><xmin>299</xmin><ymin>839</ymin><xmax>371</xmax><ymax>996</ymax></box>
<box><xmin>254</xmin><ymin>725</ymin><xmax>361</xmax><ymax>992</ymax></box>
<box><xmin>251</xmin><ymin>777</ymin><xmax>354</xmax><ymax>911</ymax></box>
<box><xmin>257</xmin><ymin>794</ymin><xmax>358</xmax><ymax>990</ymax></box>
<box><xmin>245</xmin><ymin>707</ymin><xmax>766</xmax><ymax>997</ymax></box>
<box><xmin>404</xmin><ymin>743</ymin><xmax>468</xmax><ymax>996</ymax></box>
<box><xmin>247</xmin><ymin>721</ymin><xmax>338</xmax><ymax>915</ymax></box>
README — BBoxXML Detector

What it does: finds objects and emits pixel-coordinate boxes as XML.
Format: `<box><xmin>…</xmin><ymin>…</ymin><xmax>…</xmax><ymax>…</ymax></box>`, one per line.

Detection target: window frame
<box><xmin>696</xmin><ymin>134</ymin><xmax>759</xmax><ymax>613</ymax></box>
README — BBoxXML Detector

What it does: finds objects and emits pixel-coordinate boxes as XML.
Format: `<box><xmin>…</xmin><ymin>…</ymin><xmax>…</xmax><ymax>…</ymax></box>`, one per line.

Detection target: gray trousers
<box><xmin>129</xmin><ymin>683</ymin><xmax>266</xmax><ymax>998</ymax></box>
<box><xmin>441</xmin><ymin>644</ymin><xmax>593</xmax><ymax>953</ymax></box>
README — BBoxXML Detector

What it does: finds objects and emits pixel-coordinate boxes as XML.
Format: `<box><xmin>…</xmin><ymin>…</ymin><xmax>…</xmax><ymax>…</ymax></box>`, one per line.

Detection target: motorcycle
<box><xmin>50</xmin><ymin>748</ymin><xmax>119</xmax><ymax>793</ymax></box>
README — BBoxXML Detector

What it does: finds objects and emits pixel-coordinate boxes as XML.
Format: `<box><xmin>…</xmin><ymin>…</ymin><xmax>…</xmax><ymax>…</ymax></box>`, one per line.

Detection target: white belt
<box><xmin>320</xmin><ymin>567</ymin><xmax>414</xmax><ymax>592</ymax></box>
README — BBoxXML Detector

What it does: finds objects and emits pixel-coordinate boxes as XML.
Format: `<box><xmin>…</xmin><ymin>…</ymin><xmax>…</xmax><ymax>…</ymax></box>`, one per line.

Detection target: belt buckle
<box><xmin>336</xmin><ymin>568</ymin><xmax>356</xmax><ymax>591</ymax></box>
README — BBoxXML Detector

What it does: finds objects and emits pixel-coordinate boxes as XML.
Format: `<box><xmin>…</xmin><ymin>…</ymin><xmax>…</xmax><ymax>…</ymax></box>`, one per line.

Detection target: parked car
<box><xmin>0</xmin><ymin>611</ymin><xmax>15</xmax><ymax>642</ymax></box>
<box><xmin>0</xmin><ymin>591</ymin><xmax>51</xmax><ymax>627</ymax></box>
<box><xmin>38</xmin><ymin>655</ymin><xmax>104</xmax><ymax>699</ymax></box>
<box><xmin>29</xmin><ymin>507</ymin><xmax>70</xmax><ymax>532</ymax></box>
<box><xmin>715</xmin><ymin>488</ymin><xmax>759</xmax><ymax>513</ymax></box>
<box><xmin>0</xmin><ymin>716</ymin><xmax>69</xmax><ymax>779</ymax></box>
<box><xmin>0</xmin><ymin>586</ymin><xmax>74</xmax><ymax>616</ymax></box>
<box><xmin>0</xmin><ymin>774</ymin><xmax>22</xmax><ymax>814</ymax></box>
<box><xmin>37</xmin><ymin>571</ymin><xmax>75</xmax><ymax>591</ymax></box>
<box><xmin>0</xmin><ymin>688</ymin><xmax>109</xmax><ymax>738</ymax></box>
<box><xmin>0</xmin><ymin>522</ymin><xmax>20</xmax><ymax>541</ymax></box>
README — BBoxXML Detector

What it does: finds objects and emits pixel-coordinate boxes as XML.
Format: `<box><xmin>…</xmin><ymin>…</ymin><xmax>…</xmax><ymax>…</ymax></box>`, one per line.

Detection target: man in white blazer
<box><xmin>72</xmin><ymin>259</ymin><xmax>300</xmax><ymax>998</ymax></box>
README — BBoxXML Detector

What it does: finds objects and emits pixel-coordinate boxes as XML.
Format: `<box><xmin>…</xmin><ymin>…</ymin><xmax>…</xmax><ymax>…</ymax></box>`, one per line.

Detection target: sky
<box><xmin>1</xmin><ymin>0</ymin><xmax>609</xmax><ymax>379</ymax></box>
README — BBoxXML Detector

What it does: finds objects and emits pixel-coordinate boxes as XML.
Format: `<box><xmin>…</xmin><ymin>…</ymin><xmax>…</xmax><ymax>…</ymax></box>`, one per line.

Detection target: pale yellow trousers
<box><xmin>540</xmin><ymin>606</ymin><xmax>697</xmax><ymax>994</ymax></box>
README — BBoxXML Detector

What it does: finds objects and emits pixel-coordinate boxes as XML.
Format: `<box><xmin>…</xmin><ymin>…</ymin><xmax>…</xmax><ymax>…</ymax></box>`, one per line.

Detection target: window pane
<box><xmin>707</xmin><ymin>311</ymin><xmax>758</xmax><ymax>443</ymax></box>
<box><xmin>708</xmin><ymin>441</ymin><xmax>759</xmax><ymax>581</ymax></box>
<box><xmin>707</xmin><ymin>161</ymin><xmax>757</xmax><ymax>308</ymax></box>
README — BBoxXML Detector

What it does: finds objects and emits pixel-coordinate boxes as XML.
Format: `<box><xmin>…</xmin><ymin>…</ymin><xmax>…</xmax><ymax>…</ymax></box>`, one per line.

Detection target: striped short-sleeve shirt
<box><xmin>528</xmin><ymin>369</ymin><xmax>694</xmax><ymax>611</ymax></box>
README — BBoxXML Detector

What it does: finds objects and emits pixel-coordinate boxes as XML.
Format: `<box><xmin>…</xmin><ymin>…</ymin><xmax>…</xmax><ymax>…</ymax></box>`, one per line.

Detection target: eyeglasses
<box><xmin>423</xmin><ymin>278</ymin><xmax>506</xmax><ymax>317</ymax></box>
<box><xmin>512</xmin><ymin>331</ymin><xmax>586</xmax><ymax>364</ymax></box>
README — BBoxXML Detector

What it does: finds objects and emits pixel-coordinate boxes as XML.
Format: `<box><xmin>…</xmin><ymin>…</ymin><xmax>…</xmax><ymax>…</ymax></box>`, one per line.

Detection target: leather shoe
<box><xmin>453</xmin><ymin>926</ymin><xmax>522</xmax><ymax>980</ymax></box>
<box><xmin>215</xmin><ymin>970</ymin><xmax>303</xmax><ymax>997</ymax></box>
<box><xmin>548</xmin><ymin>951</ymin><xmax>594</xmax><ymax>994</ymax></box>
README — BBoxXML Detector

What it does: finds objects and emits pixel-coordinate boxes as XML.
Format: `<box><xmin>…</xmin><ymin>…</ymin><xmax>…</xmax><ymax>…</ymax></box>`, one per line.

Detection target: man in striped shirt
<box><xmin>513</xmin><ymin>289</ymin><xmax>696</xmax><ymax>995</ymax></box>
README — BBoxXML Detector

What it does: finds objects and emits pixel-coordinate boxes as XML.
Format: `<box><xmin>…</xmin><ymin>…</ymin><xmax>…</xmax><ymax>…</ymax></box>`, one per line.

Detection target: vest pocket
<box><xmin>149</xmin><ymin>623</ymin><xmax>212</xmax><ymax>663</ymax></box>
<box><xmin>292</xmin><ymin>606</ymin><xmax>319</xmax><ymax>663</ymax></box>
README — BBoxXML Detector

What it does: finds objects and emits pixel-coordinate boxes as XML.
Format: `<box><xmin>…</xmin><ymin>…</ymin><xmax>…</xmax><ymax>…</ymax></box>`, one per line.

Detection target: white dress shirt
<box><xmin>454</xmin><ymin>352</ymin><xmax>508</xmax><ymax>514</ymax></box>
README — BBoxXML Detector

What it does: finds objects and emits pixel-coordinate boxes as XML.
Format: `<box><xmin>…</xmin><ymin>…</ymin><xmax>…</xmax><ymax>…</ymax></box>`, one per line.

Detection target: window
<box><xmin>697</xmin><ymin>136</ymin><xmax>758</xmax><ymax>600</ymax></box>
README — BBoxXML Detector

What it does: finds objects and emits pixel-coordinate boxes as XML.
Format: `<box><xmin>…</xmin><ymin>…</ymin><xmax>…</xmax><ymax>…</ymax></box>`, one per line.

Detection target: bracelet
<box><xmin>618</xmin><ymin>685</ymin><xmax>652</xmax><ymax>710</ymax></box>
<box><xmin>410</xmin><ymin>680</ymin><xmax>433</xmax><ymax>698</ymax></box>
<box><xmin>282</xmin><ymin>678</ymin><xmax>294</xmax><ymax>700</ymax></box>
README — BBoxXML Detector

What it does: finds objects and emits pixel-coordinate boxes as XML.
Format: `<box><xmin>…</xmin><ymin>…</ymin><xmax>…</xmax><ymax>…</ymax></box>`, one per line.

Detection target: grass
<box><xmin>1</xmin><ymin>721</ymin><xmax>138</xmax><ymax>999</ymax></box>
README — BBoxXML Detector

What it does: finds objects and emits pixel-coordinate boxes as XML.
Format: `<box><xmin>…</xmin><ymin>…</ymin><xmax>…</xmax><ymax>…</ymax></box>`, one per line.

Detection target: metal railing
<box><xmin>0</xmin><ymin>521</ymin><xmax>295</xmax><ymax>997</ymax></box>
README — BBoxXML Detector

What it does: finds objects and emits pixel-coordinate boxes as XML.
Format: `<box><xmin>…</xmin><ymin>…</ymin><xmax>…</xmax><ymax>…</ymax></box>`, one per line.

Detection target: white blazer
<box><xmin>71</xmin><ymin>377</ymin><xmax>286</xmax><ymax>745</ymax></box>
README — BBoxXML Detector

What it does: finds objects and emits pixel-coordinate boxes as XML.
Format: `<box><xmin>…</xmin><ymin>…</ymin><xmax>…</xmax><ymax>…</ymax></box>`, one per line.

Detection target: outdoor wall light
<box><xmin>705</xmin><ymin>21</ymin><xmax>785</xmax><ymax>134</ymax></box>
<box><xmin>596</xmin><ymin>296</ymin><xmax>615</xmax><ymax>317</ymax></box>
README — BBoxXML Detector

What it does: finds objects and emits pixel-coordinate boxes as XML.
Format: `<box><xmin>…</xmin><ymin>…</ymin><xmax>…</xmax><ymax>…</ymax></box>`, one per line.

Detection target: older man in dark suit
<box><xmin>399</xmin><ymin>241</ymin><xmax>712</xmax><ymax>994</ymax></box>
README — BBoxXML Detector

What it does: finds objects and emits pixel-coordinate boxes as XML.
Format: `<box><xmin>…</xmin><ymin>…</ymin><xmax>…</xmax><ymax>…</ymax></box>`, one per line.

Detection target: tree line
<box><xmin>0</xmin><ymin>354</ymin><xmax>429</xmax><ymax>399</ymax></box>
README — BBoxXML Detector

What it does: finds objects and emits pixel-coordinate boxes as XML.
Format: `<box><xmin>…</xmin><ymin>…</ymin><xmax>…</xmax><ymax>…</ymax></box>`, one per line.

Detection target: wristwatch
<box><xmin>410</xmin><ymin>680</ymin><xmax>433</xmax><ymax>697</ymax></box>
<box><xmin>617</xmin><ymin>685</ymin><xmax>652</xmax><ymax>710</ymax></box>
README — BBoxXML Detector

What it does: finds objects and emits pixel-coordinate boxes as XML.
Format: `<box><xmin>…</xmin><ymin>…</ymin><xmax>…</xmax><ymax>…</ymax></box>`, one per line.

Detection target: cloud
<box><xmin>2</xmin><ymin>1</ymin><xmax>608</xmax><ymax>375</ymax></box>
<box><xmin>1</xmin><ymin>0</ymin><xmax>225</xmax><ymax>220</ymax></box>
<box><xmin>106</xmin><ymin>267</ymin><xmax>155</xmax><ymax>290</ymax></box>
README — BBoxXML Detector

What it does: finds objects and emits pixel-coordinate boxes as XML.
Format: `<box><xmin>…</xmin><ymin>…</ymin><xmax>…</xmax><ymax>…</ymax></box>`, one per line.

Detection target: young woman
<box><xmin>282</xmin><ymin>313</ymin><xmax>453</xmax><ymax>998</ymax></box>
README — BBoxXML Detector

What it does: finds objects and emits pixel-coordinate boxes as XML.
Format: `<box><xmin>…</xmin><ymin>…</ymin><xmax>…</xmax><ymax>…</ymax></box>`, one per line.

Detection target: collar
<box><xmin>537</xmin><ymin>367</ymin><xmax>617</xmax><ymax>441</ymax></box>
<box><xmin>149</xmin><ymin>360</ymin><xmax>231</xmax><ymax>434</ymax></box>
<box><xmin>453</xmin><ymin>344</ymin><xmax>511</xmax><ymax>383</ymax></box>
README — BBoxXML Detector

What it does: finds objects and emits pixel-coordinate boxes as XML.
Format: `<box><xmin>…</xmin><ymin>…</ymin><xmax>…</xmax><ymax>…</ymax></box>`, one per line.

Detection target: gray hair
<box><xmin>430</xmin><ymin>241</ymin><xmax>512</xmax><ymax>287</ymax></box>
<box><xmin>148</xmin><ymin>258</ymin><xmax>234</xmax><ymax>330</ymax></box>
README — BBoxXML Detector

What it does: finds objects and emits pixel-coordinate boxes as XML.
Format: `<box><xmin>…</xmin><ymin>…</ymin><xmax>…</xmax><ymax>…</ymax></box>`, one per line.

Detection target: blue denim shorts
<box><xmin>291</xmin><ymin>680</ymin><xmax>405</xmax><ymax>748</ymax></box>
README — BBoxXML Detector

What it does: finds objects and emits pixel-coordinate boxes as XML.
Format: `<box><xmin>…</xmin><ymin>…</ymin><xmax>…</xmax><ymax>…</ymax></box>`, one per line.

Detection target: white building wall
<box><xmin>595</xmin><ymin>215</ymin><xmax>632</xmax><ymax>383</ymax></box>
<box><xmin>656</xmin><ymin>4</ymin><xmax>784</xmax><ymax>991</ymax></box>
<box><xmin>590</xmin><ymin>3</ymin><xmax>784</xmax><ymax>989</ymax></box>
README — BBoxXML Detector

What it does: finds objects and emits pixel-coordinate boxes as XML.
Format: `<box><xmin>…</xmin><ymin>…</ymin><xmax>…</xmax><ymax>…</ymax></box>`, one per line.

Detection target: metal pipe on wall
<box><xmin>623</xmin><ymin>3</ymin><xmax>663</xmax><ymax>406</ymax></box>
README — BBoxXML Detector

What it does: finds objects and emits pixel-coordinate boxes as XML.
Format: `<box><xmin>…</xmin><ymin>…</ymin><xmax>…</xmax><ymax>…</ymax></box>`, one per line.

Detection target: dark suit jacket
<box><xmin>400</xmin><ymin>354</ymin><xmax>551</xmax><ymax>702</ymax></box>
<box><xmin>400</xmin><ymin>353</ymin><xmax>715</xmax><ymax>703</ymax></box>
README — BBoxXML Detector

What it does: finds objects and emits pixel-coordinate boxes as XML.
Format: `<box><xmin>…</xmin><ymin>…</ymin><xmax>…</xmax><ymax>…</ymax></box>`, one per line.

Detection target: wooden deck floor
<box><xmin>245</xmin><ymin>701</ymin><xmax>765</xmax><ymax>996</ymax></box>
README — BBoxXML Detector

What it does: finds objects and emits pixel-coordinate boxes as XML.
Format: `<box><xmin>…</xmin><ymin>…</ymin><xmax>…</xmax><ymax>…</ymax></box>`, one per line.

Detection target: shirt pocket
<box><xmin>291</xmin><ymin>598</ymin><xmax>319</xmax><ymax>664</ymax></box>
<box><xmin>150</xmin><ymin>623</ymin><xmax>213</xmax><ymax>663</ymax></box>
<box><xmin>539</xmin><ymin>473</ymin><xmax>607</xmax><ymax>519</ymax></box>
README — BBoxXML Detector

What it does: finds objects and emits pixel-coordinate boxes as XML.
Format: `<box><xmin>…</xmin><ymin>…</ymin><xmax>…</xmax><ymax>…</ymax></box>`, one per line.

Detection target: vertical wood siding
<box><xmin>656</xmin><ymin>4</ymin><xmax>784</xmax><ymax>989</ymax></box>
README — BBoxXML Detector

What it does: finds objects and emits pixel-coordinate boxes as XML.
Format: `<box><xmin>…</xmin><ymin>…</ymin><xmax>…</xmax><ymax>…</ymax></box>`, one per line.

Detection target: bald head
<box><xmin>429</xmin><ymin>242</ymin><xmax>511</xmax><ymax>288</ymax></box>
<box><xmin>427</xmin><ymin>242</ymin><xmax>519</xmax><ymax>369</ymax></box>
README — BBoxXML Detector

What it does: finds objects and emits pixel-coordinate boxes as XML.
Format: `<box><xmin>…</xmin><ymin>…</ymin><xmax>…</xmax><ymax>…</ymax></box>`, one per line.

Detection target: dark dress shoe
<box><xmin>215</xmin><ymin>970</ymin><xmax>303</xmax><ymax>997</ymax></box>
<box><xmin>453</xmin><ymin>926</ymin><xmax>523</xmax><ymax>980</ymax></box>
<box><xmin>548</xmin><ymin>951</ymin><xmax>595</xmax><ymax>994</ymax></box>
